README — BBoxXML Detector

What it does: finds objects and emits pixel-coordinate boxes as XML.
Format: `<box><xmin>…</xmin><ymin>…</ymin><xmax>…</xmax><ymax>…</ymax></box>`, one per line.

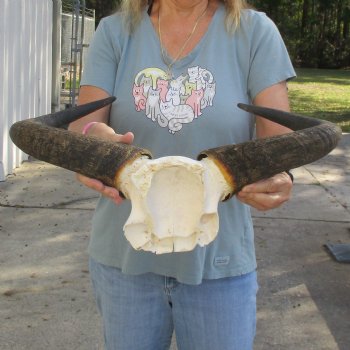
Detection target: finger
<box><xmin>237</xmin><ymin>195</ymin><xmax>272</xmax><ymax>211</ymax></box>
<box><xmin>76</xmin><ymin>174</ymin><xmax>124</xmax><ymax>205</ymax></box>
<box><xmin>240</xmin><ymin>178</ymin><xmax>276</xmax><ymax>194</ymax></box>
<box><xmin>237</xmin><ymin>191</ymin><xmax>288</xmax><ymax>211</ymax></box>
<box><xmin>241</xmin><ymin>173</ymin><xmax>291</xmax><ymax>194</ymax></box>
<box><xmin>76</xmin><ymin>173</ymin><xmax>105</xmax><ymax>191</ymax></box>
<box><xmin>113</xmin><ymin>131</ymin><xmax>134</xmax><ymax>144</ymax></box>
<box><xmin>101</xmin><ymin>186</ymin><xmax>124</xmax><ymax>205</ymax></box>
<box><xmin>237</xmin><ymin>192</ymin><xmax>265</xmax><ymax>210</ymax></box>
<box><xmin>86</xmin><ymin>123</ymin><xmax>134</xmax><ymax>145</ymax></box>
<box><xmin>238</xmin><ymin>191</ymin><xmax>285</xmax><ymax>203</ymax></box>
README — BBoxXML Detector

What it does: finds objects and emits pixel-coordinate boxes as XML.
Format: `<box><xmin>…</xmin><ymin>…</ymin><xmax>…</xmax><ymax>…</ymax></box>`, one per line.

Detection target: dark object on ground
<box><xmin>325</xmin><ymin>243</ymin><xmax>350</xmax><ymax>263</ymax></box>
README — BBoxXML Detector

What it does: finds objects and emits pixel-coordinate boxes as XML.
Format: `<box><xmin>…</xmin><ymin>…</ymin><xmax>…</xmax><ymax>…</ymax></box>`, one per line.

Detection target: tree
<box><xmin>250</xmin><ymin>0</ymin><xmax>350</xmax><ymax>68</ymax></box>
<box><xmin>70</xmin><ymin>0</ymin><xmax>350</xmax><ymax>68</ymax></box>
<box><xmin>85</xmin><ymin>0</ymin><xmax>120</xmax><ymax>24</ymax></box>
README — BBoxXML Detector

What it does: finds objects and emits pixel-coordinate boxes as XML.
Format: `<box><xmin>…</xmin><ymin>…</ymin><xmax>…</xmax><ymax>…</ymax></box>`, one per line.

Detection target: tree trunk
<box><xmin>301</xmin><ymin>0</ymin><xmax>310</xmax><ymax>36</ymax></box>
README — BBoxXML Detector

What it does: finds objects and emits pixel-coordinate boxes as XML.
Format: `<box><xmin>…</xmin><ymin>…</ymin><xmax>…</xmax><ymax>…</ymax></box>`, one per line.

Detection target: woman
<box><xmin>69</xmin><ymin>0</ymin><xmax>295</xmax><ymax>349</ymax></box>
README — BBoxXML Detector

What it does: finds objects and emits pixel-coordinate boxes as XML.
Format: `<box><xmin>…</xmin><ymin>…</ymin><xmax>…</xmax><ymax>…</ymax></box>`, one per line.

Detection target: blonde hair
<box><xmin>119</xmin><ymin>0</ymin><xmax>251</xmax><ymax>33</ymax></box>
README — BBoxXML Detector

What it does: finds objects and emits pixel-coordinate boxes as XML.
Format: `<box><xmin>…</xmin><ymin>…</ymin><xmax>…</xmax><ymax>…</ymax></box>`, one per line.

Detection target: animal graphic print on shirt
<box><xmin>133</xmin><ymin>66</ymin><xmax>216</xmax><ymax>134</ymax></box>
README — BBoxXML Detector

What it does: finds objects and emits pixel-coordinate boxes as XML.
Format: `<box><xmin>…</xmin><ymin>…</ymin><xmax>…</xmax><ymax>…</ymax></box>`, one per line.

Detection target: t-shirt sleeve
<box><xmin>80</xmin><ymin>17</ymin><xmax>120</xmax><ymax>95</ymax></box>
<box><xmin>247</xmin><ymin>12</ymin><xmax>296</xmax><ymax>100</ymax></box>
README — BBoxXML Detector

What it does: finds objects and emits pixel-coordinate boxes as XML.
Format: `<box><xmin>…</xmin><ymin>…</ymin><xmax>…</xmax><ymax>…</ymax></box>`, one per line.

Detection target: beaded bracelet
<box><xmin>82</xmin><ymin>121</ymin><xmax>99</xmax><ymax>135</ymax></box>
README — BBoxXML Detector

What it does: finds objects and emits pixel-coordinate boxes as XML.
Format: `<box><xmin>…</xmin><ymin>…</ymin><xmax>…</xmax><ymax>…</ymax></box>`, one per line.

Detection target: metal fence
<box><xmin>61</xmin><ymin>2</ymin><xmax>95</xmax><ymax>107</ymax></box>
<box><xmin>61</xmin><ymin>12</ymin><xmax>95</xmax><ymax>67</ymax></box>
<box><xmin>0</xmin><ymin>0</ymin><xmax>53</xmax><ymax>180</ymax></box>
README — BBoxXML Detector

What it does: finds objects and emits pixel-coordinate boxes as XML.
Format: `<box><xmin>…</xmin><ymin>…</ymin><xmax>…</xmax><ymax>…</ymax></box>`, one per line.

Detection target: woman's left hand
<box><xmin>237</xmin><ymin>172</ymin><xmax>293</xmax><ymax>211</ymax></box>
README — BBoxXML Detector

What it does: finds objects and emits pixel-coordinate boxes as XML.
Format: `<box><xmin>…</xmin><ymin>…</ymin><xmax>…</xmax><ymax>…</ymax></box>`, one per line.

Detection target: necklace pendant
<box><xmin>165</xmin><ymin>67</ymin><xmax>173</xmax><ymax>80</ymax></box>
<box><xmin>158</xmin><ymin>3</ymin><xmax>209</xmax><ymax>82</ymax></box>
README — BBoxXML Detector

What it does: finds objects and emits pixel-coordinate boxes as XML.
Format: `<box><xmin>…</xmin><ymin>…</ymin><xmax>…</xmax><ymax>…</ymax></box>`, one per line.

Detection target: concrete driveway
<box><xmin>1</xmin><ymin>134</ymin><xmax>349</xmax><ymax>350</ymax></box>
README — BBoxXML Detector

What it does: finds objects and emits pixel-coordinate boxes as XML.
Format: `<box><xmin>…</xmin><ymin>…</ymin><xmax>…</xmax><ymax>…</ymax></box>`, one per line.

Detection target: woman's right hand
<box><xmin>76</xmin><ymin>122</ymin><xmax>134</xmax><ymax>205</ymax></box>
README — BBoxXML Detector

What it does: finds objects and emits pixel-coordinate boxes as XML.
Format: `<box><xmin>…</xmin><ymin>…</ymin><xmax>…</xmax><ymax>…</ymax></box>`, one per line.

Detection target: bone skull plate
<box><xmin>118</xmin><ymin>156</ymin><xmax>230</xmax><ymax>253</ymax></box>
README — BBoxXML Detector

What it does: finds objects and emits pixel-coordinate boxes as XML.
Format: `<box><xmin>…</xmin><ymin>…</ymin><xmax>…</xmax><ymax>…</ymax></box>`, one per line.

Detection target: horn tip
<box><xmin>237</xmin><ymin>103</ymin><xmax>251</xmax><ymax>112</ymax></box>
<box><xmin>103</xmin><ymin>96</ymin><xmax>116</xmax><ymax>106</ymax></box>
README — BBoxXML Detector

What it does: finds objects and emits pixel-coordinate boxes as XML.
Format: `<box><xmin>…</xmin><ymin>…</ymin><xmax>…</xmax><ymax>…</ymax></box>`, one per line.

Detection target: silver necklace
<box><xmin>158</xmin><ymin>2</ymin><xmax>209</xmax><ymax>79</ymax></box>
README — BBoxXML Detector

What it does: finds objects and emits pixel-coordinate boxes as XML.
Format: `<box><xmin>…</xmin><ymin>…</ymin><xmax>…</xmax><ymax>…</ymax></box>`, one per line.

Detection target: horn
<box><xmin>9</xmin><ymin>97</ymin><xmax>152</xmax><ymax>188</ymax></box>
<box><xmin>198</xmin><ymin>104</ymin><xmax>342</xmax><ymax>200</ymax></box>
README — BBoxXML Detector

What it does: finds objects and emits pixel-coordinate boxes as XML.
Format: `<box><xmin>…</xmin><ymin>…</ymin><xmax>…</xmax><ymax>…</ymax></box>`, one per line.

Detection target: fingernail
<box><xmin>114</xmin><ymin>197</ymin><xmax>123</xmax><ymax>205</ymax></box>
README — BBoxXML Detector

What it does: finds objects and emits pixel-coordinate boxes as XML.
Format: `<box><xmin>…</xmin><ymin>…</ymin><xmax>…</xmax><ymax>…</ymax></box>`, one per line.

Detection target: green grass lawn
<box><xmin>288</xmin><ymin>68</ymin><xmax>350</xmax><ymax>132</ymax></box>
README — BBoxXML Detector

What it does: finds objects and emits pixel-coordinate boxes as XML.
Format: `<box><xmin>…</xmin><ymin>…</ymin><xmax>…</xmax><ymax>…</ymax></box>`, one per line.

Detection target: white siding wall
<box><xmin>0</xmin><ymin>0</ymin><xmax>53</xmax><ymax>180</ymax></box>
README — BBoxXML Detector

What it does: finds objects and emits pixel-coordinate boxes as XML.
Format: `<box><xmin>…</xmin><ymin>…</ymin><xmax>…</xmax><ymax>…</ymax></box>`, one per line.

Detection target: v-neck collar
<box><xmin>143</xmin><ymin>3</ymin><xmax>223</xmax><ymax>69</ymax></box>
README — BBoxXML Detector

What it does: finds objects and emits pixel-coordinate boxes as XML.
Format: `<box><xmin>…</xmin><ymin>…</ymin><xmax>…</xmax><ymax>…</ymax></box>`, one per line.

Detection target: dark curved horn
<box><xmin>10</xmin><ymin>97</ymin><xmax>152</xmax><ymax>188</ymax></box>
<box><xmin>198</xmin><ymin>104</ymin><xmax>342</xmax><ymax>199</ymax></box>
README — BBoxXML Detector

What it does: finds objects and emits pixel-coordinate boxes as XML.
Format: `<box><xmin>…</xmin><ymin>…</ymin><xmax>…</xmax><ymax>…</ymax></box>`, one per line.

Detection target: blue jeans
<box><xmin>89</xmin><ymin>257</ymin><xmax>258</xmax><ymax>350</ymax></box>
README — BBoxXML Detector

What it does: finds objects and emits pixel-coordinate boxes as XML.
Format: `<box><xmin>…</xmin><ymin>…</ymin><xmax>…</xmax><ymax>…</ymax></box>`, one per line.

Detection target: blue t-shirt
<box><xmin>81</xmin><ymin>4</ymin><xmax>296</xmax><ymax>285</ymax></box>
